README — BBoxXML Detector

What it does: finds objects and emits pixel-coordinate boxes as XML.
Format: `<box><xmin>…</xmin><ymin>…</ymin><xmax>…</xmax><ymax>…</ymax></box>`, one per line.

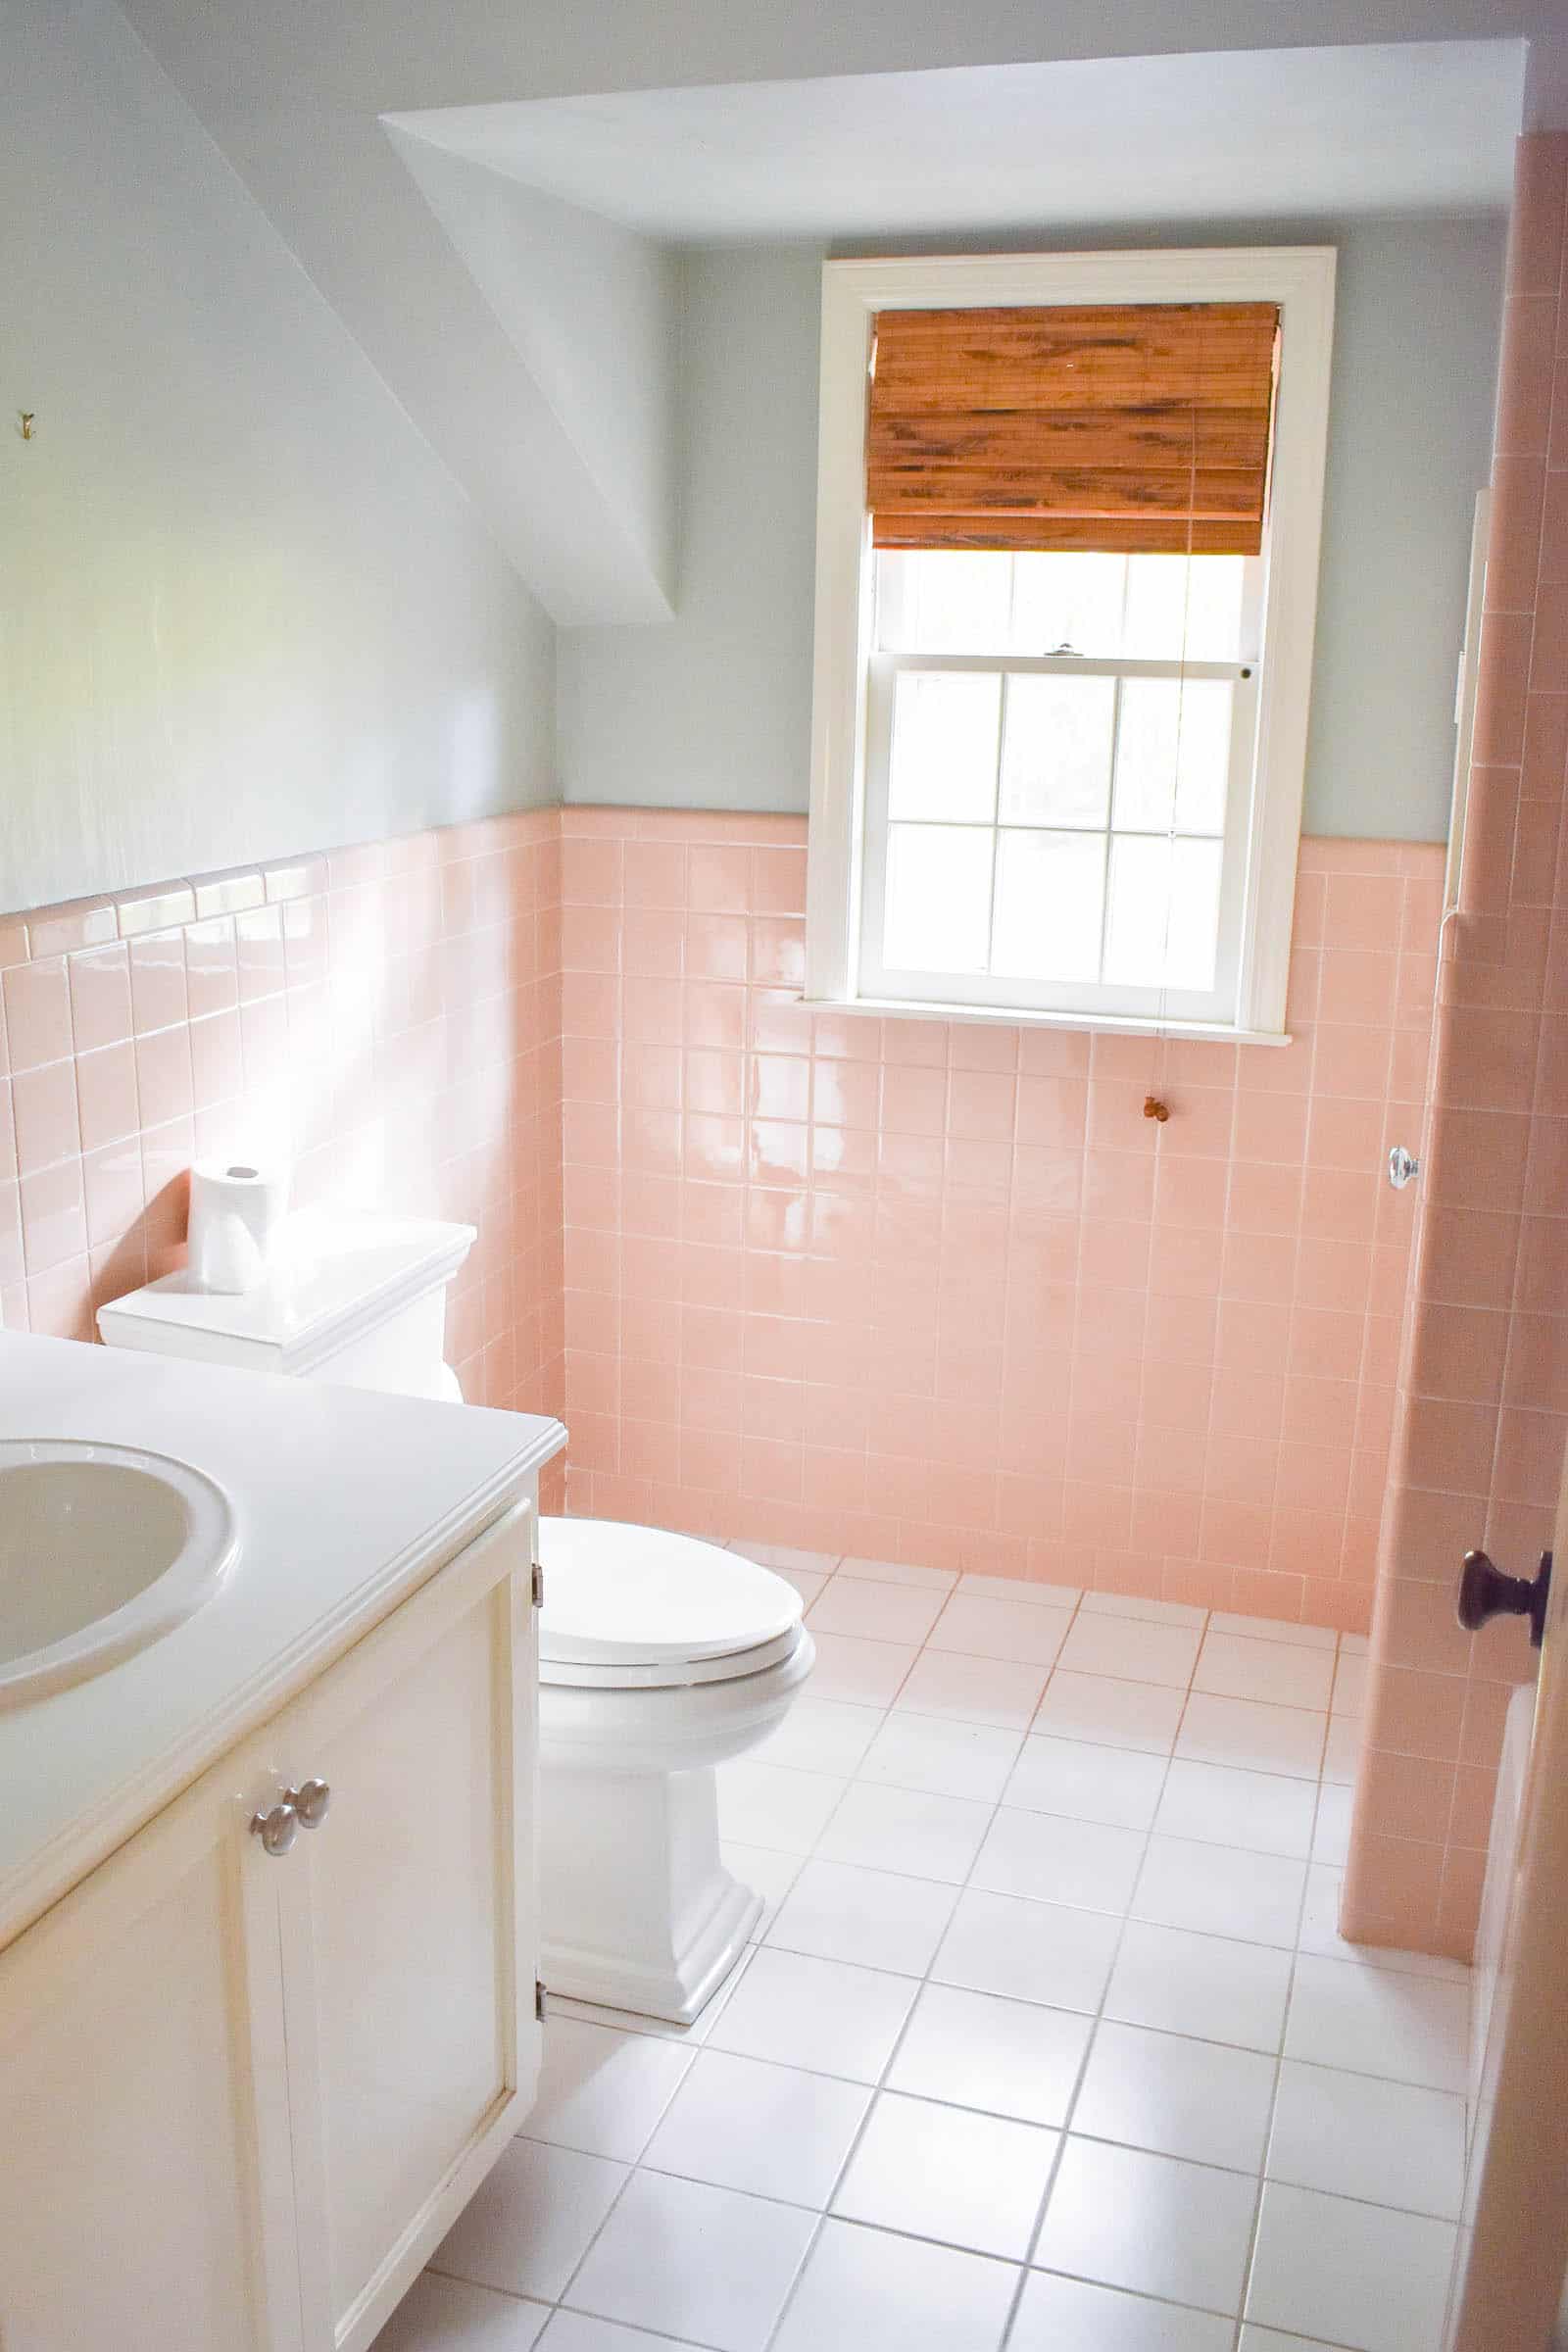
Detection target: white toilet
<box><xmin>98</xmin><ymin>1208</ymin><xmax>813</xmax><ymax>2022</ymax></box>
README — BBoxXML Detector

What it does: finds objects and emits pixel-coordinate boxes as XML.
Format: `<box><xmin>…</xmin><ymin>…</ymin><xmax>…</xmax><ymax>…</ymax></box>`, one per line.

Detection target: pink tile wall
<box><xmin>0</xmin><ymin>812</ymin><xmax>565</xmax><ymax>1504</ymax></box>
<box><xmin>560</xmin><ymin>808</ymin><xmax>1443</xmax><ymax>1630</ymax></box>
<box><xmin>1345</xmin><ymin>132</ymin><xmax>1568</xmax><ymax>1960</ymax></box>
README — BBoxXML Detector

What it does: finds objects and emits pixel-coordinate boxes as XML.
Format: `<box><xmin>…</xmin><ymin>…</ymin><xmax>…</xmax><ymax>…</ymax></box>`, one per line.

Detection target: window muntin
<box><xmin>858</xmin><ymin>549</ymin><xmax>1261</xmax><ymax>1021</ymax></box>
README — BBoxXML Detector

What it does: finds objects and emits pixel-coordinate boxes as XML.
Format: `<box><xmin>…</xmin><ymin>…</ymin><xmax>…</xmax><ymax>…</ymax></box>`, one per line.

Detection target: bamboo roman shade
<box><xmin>866</xmin><ymin>302</ymin><xmax>1280</xmax><ymax>557</ymax></box>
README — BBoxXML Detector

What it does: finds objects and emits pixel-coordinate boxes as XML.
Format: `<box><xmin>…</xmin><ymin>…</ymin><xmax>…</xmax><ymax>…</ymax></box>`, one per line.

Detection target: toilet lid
<box><xmin>537</xmin><ymin>1518</ymin><xmax>802</xmax><ymax>1670</ymax></box>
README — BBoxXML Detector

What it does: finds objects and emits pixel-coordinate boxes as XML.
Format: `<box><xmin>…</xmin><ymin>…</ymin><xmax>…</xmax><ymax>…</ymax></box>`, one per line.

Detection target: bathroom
<box><xmin>4</xmin><ymin>3</ymin><xmax>1568</xmax><ymax>2347</ymax></box>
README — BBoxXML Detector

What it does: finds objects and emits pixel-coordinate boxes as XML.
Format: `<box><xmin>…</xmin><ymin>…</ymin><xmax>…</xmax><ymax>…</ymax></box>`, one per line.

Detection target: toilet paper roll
<box><xmin>187</xmin><ymin>1159</ymin><xmax>289</xmax><ymax>1294</ymax></box>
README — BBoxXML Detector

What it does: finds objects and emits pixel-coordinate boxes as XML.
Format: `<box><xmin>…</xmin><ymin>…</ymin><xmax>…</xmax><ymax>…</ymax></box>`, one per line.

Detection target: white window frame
<box><xmin>804</xmin><ymin>246</ymin><xmax>1338</xmax><ymax>1044</ymax></box>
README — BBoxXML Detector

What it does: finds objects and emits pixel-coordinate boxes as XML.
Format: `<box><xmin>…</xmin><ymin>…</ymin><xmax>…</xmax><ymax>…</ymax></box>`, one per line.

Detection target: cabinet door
<box><xmin>0</xmin><ymin>1751</ymin><xmax>295</xmax><ymax>2351</ymax></box>
<box><xmin>256</xmin><ymin>1503</ymin><xmax>540</xmax><ymax>2352</ymax></box>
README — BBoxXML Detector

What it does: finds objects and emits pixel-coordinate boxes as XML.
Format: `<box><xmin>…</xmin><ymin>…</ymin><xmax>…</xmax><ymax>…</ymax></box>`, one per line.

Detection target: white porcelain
<box><xmin>97</xmin><ymin>1208</ymin><xmax>475</xmax><ymax>1399</ymax></box>
<box><xmin>0</xmin><ymin>1440</ymin><xmax>235</xmax><ymax>1704</ymax></box>
<box><xmin>538</xmin><ymin>1518</ymin><xmax>813</xmax><ymax>2024</ymax></box>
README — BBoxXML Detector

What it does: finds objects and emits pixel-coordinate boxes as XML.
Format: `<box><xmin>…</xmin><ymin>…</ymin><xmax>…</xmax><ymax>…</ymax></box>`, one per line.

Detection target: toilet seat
<box><xmin>537</xmin><ymin>1516</ymin><xmax>804</xmax><ymax>1690</ymax></box>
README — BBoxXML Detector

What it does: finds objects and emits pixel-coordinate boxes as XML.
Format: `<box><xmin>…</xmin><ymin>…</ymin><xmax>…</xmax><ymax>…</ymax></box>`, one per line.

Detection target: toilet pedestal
<box><xmin>538</xmin><ymin>1763</ymin><xmax>760</xmax><ymax>2024</ymax></box>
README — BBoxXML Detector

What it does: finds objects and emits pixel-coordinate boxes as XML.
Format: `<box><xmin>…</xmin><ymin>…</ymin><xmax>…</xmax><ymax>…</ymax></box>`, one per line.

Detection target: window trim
<box><xmin>804</xmin><ymin>246</ymin><xmax>1339</xmax><ymax>1041</ymax></box>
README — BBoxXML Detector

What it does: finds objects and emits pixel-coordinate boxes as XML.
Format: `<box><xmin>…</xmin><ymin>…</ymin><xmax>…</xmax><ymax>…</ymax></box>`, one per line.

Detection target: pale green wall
<box><xmin>1</xmin><ymin>0</ymin><xmax>554</xmax><ymax>916</ymax></box>
<box><xmin>560</xmin><ymin>212</ymin><xmax>1506</xmax><ymax>840</ymax></box>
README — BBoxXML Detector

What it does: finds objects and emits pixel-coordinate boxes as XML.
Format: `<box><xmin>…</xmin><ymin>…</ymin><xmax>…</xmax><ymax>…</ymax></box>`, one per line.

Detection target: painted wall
<box><xmin>558</xmin><ymin>215</ymin><xmax>1506</xmax><ymax>841</ymax></box>
<box><xmin>0</xmin><ymin>812</ymin><xmax>564</xmax><ymax>1516</ymax></box>
<box><xmin>0</xmin><ymin>0</ymin><xmax>554</xmax><ymax>918</ymax></box>
<box><xmin>559</xmin><ymin>806</ymin><xmax>1441</xmax><ymax>1630</ymax></box>
<box><xmin>1345</xmin><ymin>133</ymin><xmax>1568</xmax><ymax>1961</ymax></box>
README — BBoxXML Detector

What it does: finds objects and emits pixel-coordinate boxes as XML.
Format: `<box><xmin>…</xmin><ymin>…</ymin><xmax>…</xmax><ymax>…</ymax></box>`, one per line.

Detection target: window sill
<box><xmin>801</xmin><ymin>996</ymin><xmax>1292</xmax><ymax>1048</ymax></box>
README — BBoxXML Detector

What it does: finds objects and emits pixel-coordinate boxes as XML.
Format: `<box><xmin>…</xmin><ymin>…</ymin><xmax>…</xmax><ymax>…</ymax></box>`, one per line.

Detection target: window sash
<box><xmin>858</xmin><ymin>649</ymin><xmax>1260</xmax><ymax>1024</ymax></box>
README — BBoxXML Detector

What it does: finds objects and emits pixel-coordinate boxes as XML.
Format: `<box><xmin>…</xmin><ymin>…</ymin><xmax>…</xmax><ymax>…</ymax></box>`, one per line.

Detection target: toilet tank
<box><xmin>97</xmin><ymin>1210</ymin><xmax>476</xmax><ymax>1401</ymax></box>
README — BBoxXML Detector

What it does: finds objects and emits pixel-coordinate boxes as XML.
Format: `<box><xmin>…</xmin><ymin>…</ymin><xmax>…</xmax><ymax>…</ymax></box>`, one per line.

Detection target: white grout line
<box><xmin>425</xmin><ymin>1588</ymin><xmax>1459</xmax><ymax>2352</ymax></box>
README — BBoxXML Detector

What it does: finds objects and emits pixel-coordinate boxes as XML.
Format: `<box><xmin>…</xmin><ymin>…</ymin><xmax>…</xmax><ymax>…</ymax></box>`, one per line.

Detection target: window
<box><xmin>805</xmin><ymin>251</ymin><xmax>1338</xmax><ymax>1042</ymax></box>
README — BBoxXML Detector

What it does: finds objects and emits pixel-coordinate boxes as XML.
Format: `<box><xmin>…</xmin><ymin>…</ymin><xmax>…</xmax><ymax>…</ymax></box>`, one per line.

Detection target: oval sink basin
<box><xmin>0</xmin><ymin>1441</ymin><xmax>236</xmax><ymax>1705</ymax></box>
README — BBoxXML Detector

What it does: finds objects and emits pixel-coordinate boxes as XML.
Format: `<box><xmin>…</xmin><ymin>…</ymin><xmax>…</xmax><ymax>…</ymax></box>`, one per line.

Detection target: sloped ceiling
<box><xmin>114</xmin><ymin>0</ymin><xmax>1556</xmax><ymax>626</ymax></box>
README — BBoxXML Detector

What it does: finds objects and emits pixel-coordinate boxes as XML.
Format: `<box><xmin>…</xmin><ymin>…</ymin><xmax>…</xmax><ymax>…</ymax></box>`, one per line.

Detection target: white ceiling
<box><xmin>386</xmin><ymin>40</ymin><xmax>1524</xmax><ymax>244</ymax></box>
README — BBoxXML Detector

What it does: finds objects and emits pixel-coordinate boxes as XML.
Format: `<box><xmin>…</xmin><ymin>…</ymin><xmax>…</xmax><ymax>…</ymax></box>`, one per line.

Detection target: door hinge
<box><xmin>535</xmin><ymin>1979</ymin><xmax>548</xmax><ymax>2023</ymax></box>
<box><xmin>531</xmin><ymin>1559</ymin><xmax>545</xmax><ymax>1608</ymax></box>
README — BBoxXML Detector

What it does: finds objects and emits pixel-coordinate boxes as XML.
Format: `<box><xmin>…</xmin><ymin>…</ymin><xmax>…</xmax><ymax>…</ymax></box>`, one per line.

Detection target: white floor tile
<box><xmin>840</xmin><ymin>1555</ymin><xmax>957</xmax><ymax>1591</ymax></box>
<box><xmin>1340</xmin><ymin>1632</ymin><xmax>1370</xmax><ymax>1656</ymax></box>
<box><xmin>525</xmin><ymin>2021</ymin><xmax>693</xmax><ymax>2162</ymax></box>
<box><xmin>1033</xmin><ymin>1671</ymin><xmax>1186</xmax><ymax>1754</ymax></box>
<box><xmin>564</xmin><ymin>2170</ymin><xmax>814</xmax><ymax>2352</ymax></box>
<box><xmin>1054</xmin><ymin>1613</ymin><xmax>1202</xmax><ymax>1688</ymax></box>
<box><xmin>1133</xmin><ymin>1837</ymin><xmax>1306</xmax><ymax>1947</ymax></box>
<box><xmin>1105</xmin><ymin>1922</ymin><xmax>1293</xmax><ymax>2052</ymax></box>
<box><xmin>1205</xmin><ymin>1611</ymin><xmax>1338</xmax><ymax>1651</ymax></box>
<box><xmin>372</xmin><ymin>2275</ymin><xmax>548</xmax><ymax>2350</ymax></box>
<box><xmin>1035</xmin><ymin>2137</ymin><xmax>1256</xmax><ymax>2316</ymax></box>
<box><xmin>729</xmin><ymin>1543</ymin><xmax>841</xmax><ymax>1578</ymax></box>
<box><xmin>896</xmin><ymin>1647</ymin><xmax>1050</xmax><ymax>1729</ymax></box>
<box><xmin>972</xmin><ymin>1806</ymin><xmax>1146</xmax><ymax>1914</ymax></box>
<box><xmin>770</xmin><ymin>2217</ymin><xmax>1019</xmax><ymax>2352</ymax></box>
<box><xmin>1073</xmin><ymin>2021</ymin><xmax>1276</xmax><ymax>2171</ymax></box>
<box><xmin>717</xmin><ymin>1760</ymin><xmax>847</xmax><ymax>1854</ymax></box>
<box><xmin>1333</xmin><ymin>1652</ymin><xmax>1368</xmax><ymax>1715</ymax></box>
<box><xmin>858</xmin><ymin>1711</ymin><xmax>1023</xmax><ymax>1802</ymax></box>
<box><xmin>430</xmin><ymin>2140</ymin><xmax>627</xmax><ymax>2303</ymax></box>
<box><xmin>1011</xmin><ymin>2271</ymin><xmax>1234</xmax><ymax>2351</ymax></box>
<box><xmin>1268</xmin><ymin>2060</ymin><xmax>1466</xmax><ymax>2219</ymax></box>
<box><xmin>1003</xmin><ymin>1735</ymin><xmax>1168</xmax><ymax>1830</ymax></box>
<box><xmin>640</xmin><ymin>2046</ymin><xmax>871</xmax><ymax>2207</ymax></box>
<box><xmin>1246</xmin><ymin>2180</ymin><xmax>1457</xmax><ymax>2352</ymax></box>
<box><xmin>1321</xmin><ymin>1712</ymin><xmax>1361</xmax><ymax>1784</ymax></box>
<box><xmin>808</xmin><ymin>1579</ymin><xmax>948</xmax><ymax>1644</ymax></box>
<box><xmin>887</xmin><ymin>1982</ymin><xmax>1092</xmax><ymax>2128</ymax></box>
<box><xmin>707</xmin><ymin>1946</ymin><xmax>917</xmax><ymax>2081</ymax></box>
<box><xmin>933</xmin><ymin>1888</ymin><xmax>1122</xmax><ymax>2014</ymax></box>
<box><xmin>1177</xmin><ymin>1692</ymin><xmax>1326</xmax><ymax>1780</ymax></box>
<box><xmin>833</xmin><ymin>2090</ymin><xmax>1057</xmax><ymax>2258</ymax></box>
<box><xmin>539</xmin><ymin>2313</ymin><xmax>706</xmax><ymax>2351</ymax></box>
<box><xmin>1285</xmin><ymin>1955</ymin><xmax>1471</xmax><ymax>2092</ymax></box>
<box><xmin>723</xmin><ymin>1841</ymin><xmax>803</xmax><ymax>1936</ymax></box>
<box><xmin>1311</xmin><ymin>1782</ymin><xmax>1352</xmax><ymax>1867</ymax></box>
<box><xmin>1154</xmin><ymin>1761</ymin><xmax>1317</xmax><ymax>1859</ymax></box>
<box><xmin>815</xmin><ymin>1780</ymin><xmax>992</xmax><ymax>1884</ymax></box>
<box><xmin>1239</xmin><ymin>2331</ymin><xmax>1345</xmax><ymax>2351</ymax></box>
<box><xmin>1296</xmin><ymin>1867</ymin><xmax>1472</xmax><ymax>1985</ymax></box>
<box><xmin>1195</xmin><ymin>1633</ymin><xmax>1336</xmax><ymax>1710</ymax></box>
<box><xmin>764</xmin><ymin>1856</ymin><xmax>957</xmax><ymax>1975</ymax></box>
<box><xmin>808</xmin><ymin>1632</ymin><xmax>919</xmax><ymax>1706</ymax></box>
<box><xmin>755</xmin><ymin>1697</ymin><xmax>884</xmax><ymax>1776</ymax></box>
<box><xmin>1079</xmin><ymin>1591</ymin><xmax>1207</xmax><ymax>1629</ymax></box>
<box><xmin>927</xmin><ymin>1592</ymin><xmax>1074</xmax><ymax>1666</ymax></box>
<box><xmin>958</xmin><ymin>1570</ymin><xmax>1082</xmax><ymax>1606</ymax></box>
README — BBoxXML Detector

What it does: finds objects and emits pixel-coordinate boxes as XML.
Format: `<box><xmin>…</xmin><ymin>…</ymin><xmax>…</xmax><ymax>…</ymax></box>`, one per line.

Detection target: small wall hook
<box><xmin>1143</xmin><ymin>1095</ymin><xmax>1170</xmax><ymax>1123</ymax></box>
<box><xmin>18</xmin><ymin>412</ymin><xmax>34</xmax><ymax>441</ymax></box>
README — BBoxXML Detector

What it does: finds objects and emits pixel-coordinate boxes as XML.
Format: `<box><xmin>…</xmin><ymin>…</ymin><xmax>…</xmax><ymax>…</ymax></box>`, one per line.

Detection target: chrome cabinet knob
<box><xmin>286</xmin><ymin>1778</ymin><xmax>331</xmax><ymax>1830</ymax></box>
<box><xmin>250</xmin><ymin>1799</ymin><xmax>299</xmax><ymax>1858</ymax></box>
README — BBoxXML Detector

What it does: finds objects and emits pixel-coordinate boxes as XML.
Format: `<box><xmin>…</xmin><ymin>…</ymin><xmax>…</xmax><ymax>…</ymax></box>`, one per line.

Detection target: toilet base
<box><xmin>539</xmin><ymin>1758</ymin><xmax>760</xmax><ymax>2024</ymax></box>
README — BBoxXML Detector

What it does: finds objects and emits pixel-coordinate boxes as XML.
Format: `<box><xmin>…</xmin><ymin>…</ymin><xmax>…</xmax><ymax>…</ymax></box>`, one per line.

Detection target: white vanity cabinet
<box><xmin>0</xmin><ymin>1499</ymin><xmax>540</xmax><ymax>2352</ymax></box>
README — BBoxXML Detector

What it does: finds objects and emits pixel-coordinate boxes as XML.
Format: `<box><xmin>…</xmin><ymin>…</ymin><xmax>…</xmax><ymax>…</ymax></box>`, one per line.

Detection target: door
<box><xmin>252</xmin><ymin>1501</ymin><xmax>541</xmax><ymax>2352</ymax></box>
<box><xmin>0</xmin><ymin>1738</ymin><xmax>295</xmax><ymax>2350</ymax></box>
<box><xmin>1444</xmin><ymin>1449</ymin><xmax>1568</xmax><ymax>2348</ymax></box>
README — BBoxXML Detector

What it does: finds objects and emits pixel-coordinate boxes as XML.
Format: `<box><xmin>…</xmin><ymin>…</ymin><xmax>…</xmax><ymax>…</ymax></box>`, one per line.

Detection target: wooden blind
<box><xmin>866</xmin><ymin>302</ymin><xmax>1280</xmax><ymax>557</ymax></box>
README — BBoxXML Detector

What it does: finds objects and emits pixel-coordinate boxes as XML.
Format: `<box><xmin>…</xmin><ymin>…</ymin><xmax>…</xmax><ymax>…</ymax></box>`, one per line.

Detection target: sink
<box><xmin>0</xmin><ymin>1441</ymin><xmax>237</xmax><ymax>1704</ymax></box>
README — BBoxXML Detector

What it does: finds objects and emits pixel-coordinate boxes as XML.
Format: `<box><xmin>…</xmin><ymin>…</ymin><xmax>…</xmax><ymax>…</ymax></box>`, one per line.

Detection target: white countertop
<box><xmin>0</xmin><ymin>1332</ymin><xmax>564</xmax><ymax>1951</ymax></box>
